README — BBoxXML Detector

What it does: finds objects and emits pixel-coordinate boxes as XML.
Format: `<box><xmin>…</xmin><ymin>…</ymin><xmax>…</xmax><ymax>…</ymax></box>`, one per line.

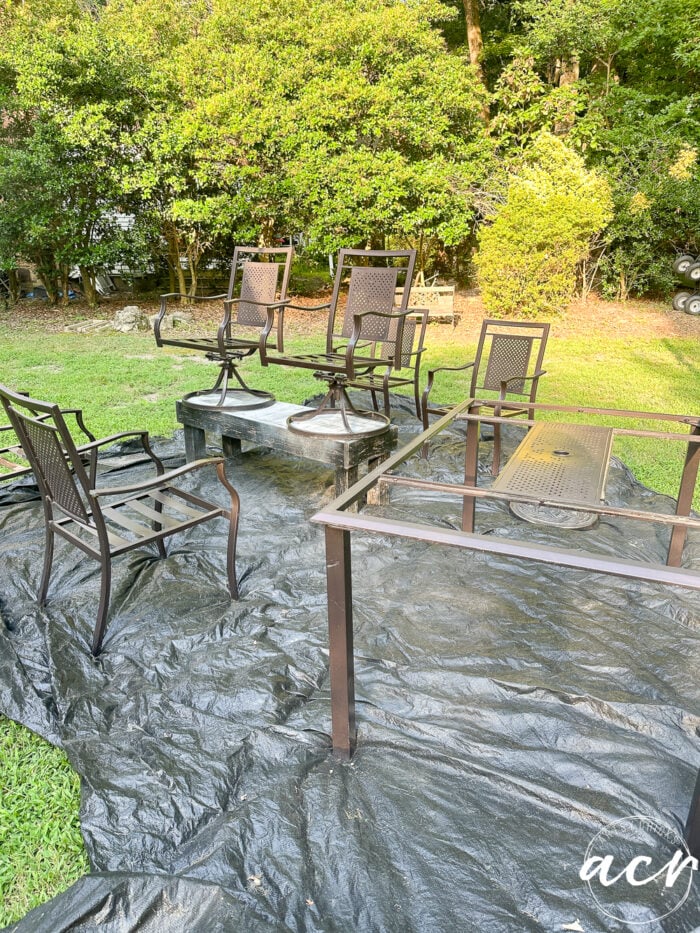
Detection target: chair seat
<box><xmin>156</xmin><ymin>335</ymin><xmax>261</xmax><ymax>354</ymax></box>
<box><xmin>273</xmin><ymin>351</ymin><xmax>390</xmax><ymax>375</ymax></box>
<box><xmin>53</xmin><ymin>485</ymin><xmax>228</xmax><ymax>557</ymax></box>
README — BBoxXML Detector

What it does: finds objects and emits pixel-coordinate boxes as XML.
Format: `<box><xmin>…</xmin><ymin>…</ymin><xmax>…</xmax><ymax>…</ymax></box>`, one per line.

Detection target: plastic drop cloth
<box><xmin>0</xmin><ymin>399</ymin><xmax>698</xmax><ymax>932</ymax></box>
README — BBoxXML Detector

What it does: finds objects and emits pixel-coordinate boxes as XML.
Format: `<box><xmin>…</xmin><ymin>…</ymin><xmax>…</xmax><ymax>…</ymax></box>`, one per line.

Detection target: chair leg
<box><xmin>217</xmin><ymin>462</ymin><xmax>240</xmax><ymax>599</ymax></box>
<box><xmin>369</xmin><ymin>389</ymin><xmax>379</xmax><ymax>413</ymax></box>
<box><xmin>91</xmin><ymin>560</ymin><xmax>112</xmax><ymax>655</ymax></box>
<box><xmin>491</xmin><ymin>423</ymin><xmax>501</xmax><ymax>475</ymax></box>
<box><xmin>382</xmin><ymin>383</ymin><xmax>391</xmax><ymax>418</ymax></box>
<box><xmin>152</xmin><ymin>497</ymin><xmax>167</xmax><ymax>558</ymax></box>
<box><xmin>38</xmin><ymin>527</ymin><xmax>55</xmax><ymax>606</ymax></box>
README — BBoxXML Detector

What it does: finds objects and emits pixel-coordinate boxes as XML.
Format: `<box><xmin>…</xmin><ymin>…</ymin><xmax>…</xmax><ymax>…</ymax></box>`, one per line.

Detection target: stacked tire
<box><xmin>672</xmin><ymin>254</ymin><xmax>700</xmax><ymax>315</ymax></box>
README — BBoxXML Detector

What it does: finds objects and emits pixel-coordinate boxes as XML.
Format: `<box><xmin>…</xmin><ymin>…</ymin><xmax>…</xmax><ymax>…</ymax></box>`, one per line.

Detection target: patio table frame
<box><xmin>311</xmin><ymin>398</ymin><xmax>700</xmax><ymax>759</ymax></box>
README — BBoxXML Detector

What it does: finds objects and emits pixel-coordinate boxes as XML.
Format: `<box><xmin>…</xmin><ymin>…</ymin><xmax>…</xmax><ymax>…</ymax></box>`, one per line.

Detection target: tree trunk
<box><xmin>8</xmin><ymin>269</ymin><xmax>19</xmax><ymax>303</ymax></box>
<box><xmin>187</xmin><ymin>244</ymin><xmax>198</xmax><ymax>296</ymax></box>
<box><xmin>79</xmin><ymin>265</ymin><xmax>98</xmax><ymax>307</ymax></box>
<box><xmin>165</xmin><ymin>226</ymin><xmax>188</xmax><ymax>303</ymax></box>
<box><xmin>60</xmin><ymin>266</ymin><xmax>70</xmax><ymax>306</ymax></box>
<box><xmin>35</xmin><ymin>252</ymin><xmax>60</xmax><ymax>304</ymax></box>
<box><xmin>462</xmin><ymin>0</ymin><xmax>489</xmax><ymax>119</ymax></box>
<box><xmin>259</xmin><ymin>217</ymin><xmax>275</xmax><ymax>248</ymax></box>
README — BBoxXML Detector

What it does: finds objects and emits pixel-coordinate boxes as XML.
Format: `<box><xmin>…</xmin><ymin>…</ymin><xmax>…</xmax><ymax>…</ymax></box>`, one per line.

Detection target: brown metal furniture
<box><xmin>260</xmin><ymin>248</ymin><xmax>420</xmax><ymax>436</ymax></box>
<box><xmin>0</xmin><ymin>384</ymin><xmax>241</xmax><ymax>655</ymax></box>
<box><xmin>421</xmin><ymin>319</ymin><xmax>550</xmax><ymax>473</ymax></box>
<box><xmin>344</xmin><ymin>306</ymin><xmax>429</xmax><ymax>419</ymax></box>
<box><xmin>311</xmin><ymin>399</ymin><xmax>700</xmax><ymax>758</ymax></box>
<box><xmin>1</xmin><ymin>398</ymin><xmax>96</xmax><ymax>481</ymax></box>
<box><xmin>154</xmin><ymin>246</ymin><xmax>293</xmax><ymax>410</ymax></box>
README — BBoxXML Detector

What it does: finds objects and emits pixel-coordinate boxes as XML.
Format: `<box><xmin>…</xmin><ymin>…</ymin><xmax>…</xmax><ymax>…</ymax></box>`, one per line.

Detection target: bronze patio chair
<box><xmin>421</xmin><ymin>319</ymin><xmax>550</xmax><ymax>472</ymax></box>
<box><xmin>154</xmin><ymin>245</ymin><xmax>293</xmax><ymax>410</ymax></box>
<box><xmin>0</xmin><ymin>384</ymin><xmax>240</xmax><ymax>655</ymax></box>
<box><xmin>344</xmin><ymin>305</ymin><xmax>429</xmax><ymax>420</ymax></box>
<box><xmin>260</xmin><ymin>248</ymin><xmax>421</xmax><ymax>436</ymax></box>
<box><xmin>1</xmin><ymin>398</ymin><xmax>96</xmax><ymax>482</ymax></box>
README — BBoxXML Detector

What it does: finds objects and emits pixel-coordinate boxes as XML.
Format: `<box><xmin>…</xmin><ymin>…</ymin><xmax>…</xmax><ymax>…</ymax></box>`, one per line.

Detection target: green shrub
<box><xmin>475</xmin><ymin>133</ymin><xmax>612</xmax><ymax>317</ymax></box>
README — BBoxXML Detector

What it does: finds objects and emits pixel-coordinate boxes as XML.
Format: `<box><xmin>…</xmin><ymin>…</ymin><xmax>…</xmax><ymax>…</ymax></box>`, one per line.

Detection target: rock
<box><xmin>148</xmin><ymin>311</ymin><xmax>194</xmax><ymax>331</ymax></box>
<box><xmin>113</xmin><ymin>305</ymin><xmax>149</xmax><ymax>332</ymax></box>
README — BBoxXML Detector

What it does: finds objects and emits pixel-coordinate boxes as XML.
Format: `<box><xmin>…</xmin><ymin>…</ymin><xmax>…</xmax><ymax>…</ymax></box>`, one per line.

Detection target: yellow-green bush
<box><xmin>476</xmin><ymin>133</ymin><xmax>613</xmax><ymax>318</ymax></box>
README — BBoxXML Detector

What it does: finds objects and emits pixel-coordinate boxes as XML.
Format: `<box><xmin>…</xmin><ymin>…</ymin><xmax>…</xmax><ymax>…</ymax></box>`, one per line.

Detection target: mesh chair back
<box><xmin>340</xmin><ymin>267</ymin><xmax>399</xmax><ymax>341</ymax></box>
<box><xmin>381</xmin><ymin>315</ymin><xmax>417</xmax><ymax>367</ymax></box>
<box><xmin>472</xmin><ymin>321</ymin><xmax>550</xmax><ymax>400</ymax></box>
<box><xmin>10</xmin><ymin>409</ymin><xmax>89</xmax><ymax>521</ymax></box>
<box><xmin>237</xmin><ymin>262</ymin><xmax>281</xmax><ymax>327</ymax></box>
<box><xmin>480</xmin><ymin>335</ymin><xmax>533</xmax><ymax>395</ymax></box>
<box><xmin>227</xmin><ymin>246</ymin><xmax>293</xmax><ymax>328</ymax></box>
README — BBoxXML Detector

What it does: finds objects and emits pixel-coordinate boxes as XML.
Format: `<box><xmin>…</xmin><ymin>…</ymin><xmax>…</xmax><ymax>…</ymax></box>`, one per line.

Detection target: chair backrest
<box><xmin>327</xmin><ymin>248</ymin><xmax>417</xmax><ymax>353</ymax></box>
<box><xmin>227</xmin><ymin>246</ymin><xmax>294</xmax><ymax>327</ymax></box>
<box><xmin>0</xmin><ymin>385</ymin><xmax>91</xmax><ymax>522</ymax></box>
<box><xmin>471</xmin><ymin>320</ymin><xmax>550</xmax><ymax>401</ymax></box>
<box><xmin>378</xmin><ymin>308</ymin><xmax>429</xmax><ymax>370</ymax></box>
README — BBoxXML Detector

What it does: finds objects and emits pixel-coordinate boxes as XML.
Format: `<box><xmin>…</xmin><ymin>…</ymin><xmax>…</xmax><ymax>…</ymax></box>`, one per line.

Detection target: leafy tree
<box><xmin>476</xmin><ymin>133</ymin><xmax>612</xmax><ymax>316</ymax></box>
<box><xmin>166</xmin><ymin>0</ymin><xmax>491</xmax><ymax>256</ymax></box>
<box><xmin>0</xmin><ymin>0</ymin><xmax>152</xmax><ymax>304</ymax></box>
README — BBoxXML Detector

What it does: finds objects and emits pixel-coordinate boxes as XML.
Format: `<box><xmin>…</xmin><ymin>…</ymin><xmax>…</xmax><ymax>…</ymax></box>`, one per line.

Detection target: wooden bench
<box><xmin>395</xmin><ymin>285</ymin><xmax>456</xmax><ymax>325</ymax></box>
<box><xmin>176</xmin><ymin>399</ymin><xmax>398</xmax><ymax>497</ymax></box>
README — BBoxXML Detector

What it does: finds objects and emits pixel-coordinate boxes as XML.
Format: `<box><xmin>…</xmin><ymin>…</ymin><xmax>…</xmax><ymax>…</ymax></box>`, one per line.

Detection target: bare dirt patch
<box><xmin>2</xmin><ymin>291</ymin><xmax>698</xmax><ymax>343</ymax></box>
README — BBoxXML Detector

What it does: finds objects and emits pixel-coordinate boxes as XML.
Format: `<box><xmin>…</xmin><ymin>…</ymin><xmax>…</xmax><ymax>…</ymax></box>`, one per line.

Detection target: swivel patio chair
<box><xmin>0</xmin><ymin>384</ymin><xmax>241</xmax><ymax>655</ymax></box>
<box><xmin>154</xmin><ymin>245</ymin><xmax>293</xmax><ymax>410</ymax></box>
<box><xmin>421</xmin><ymin>319</ymin><xmax>550</xmax><ymax>473</ymax></box>
<box><xmin>1</xmin><ymin>398</ymin><xmax>96</xmax><ymax>482</ymax></box>
<box><xmin>260</xmin><ymin>248</ymin><xmax>420</xmax><ymax>437</ymax></box>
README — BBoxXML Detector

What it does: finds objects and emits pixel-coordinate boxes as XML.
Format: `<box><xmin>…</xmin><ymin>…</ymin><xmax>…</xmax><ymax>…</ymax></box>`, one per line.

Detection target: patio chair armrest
<box><xmin>283</xmin><ymin>302</ymin><xmax>332</xmax><ymax>312</ymax></box>
<box><xmin>347</xmin><ymin>308</ymin><xmax>417</xmax><ymax>374</ymax></box>
<box><xmin>260</xmin><ymin>302</ymin><xmax>331</xmax><ymax>362</ymax></box>
<box><xmin>223</xmin><ymin>298</ymin><xmax>290</xmax><ymax>310</ymax></box>
<box><xmin>422</xmin><ymin>361</ymin><xmax>475</xmax><ymax>406</ymax></box>
<box><xmin>159</xmin><ymin>292</ymin><xmax>228</xmax><ymax>301</ymax></box>
<box><xmin>154</xmin><ymin>293</ymin><xmax>228</xmax><ymax>344</ymax></box>
<box><xmin>52</xmin><ymin>408</ymin><xmax>96</xmax><ymax>442</ymax></box>
<box><xmin>76</xmin><ymin>431</ymin><xmax>167</xmax><ymax>485</ymax></box>
<box><xmin>90</xmin><ymin>457</ymin><xmax>224</xmax><ymax>499</ymax></box>
<box><xmin>498</xmin><ymin>369</ymin><xmax>548</xmax><ymax>395</ymax></box>
<box><xmin>221</xmin><ymin>299</ymin><xmax>289</xmax><ymax>354</ymax></box>
<box><xmin>75</xmin><ymin>430</ymin><xmax>153</xmax><ymax>454</ymax></box>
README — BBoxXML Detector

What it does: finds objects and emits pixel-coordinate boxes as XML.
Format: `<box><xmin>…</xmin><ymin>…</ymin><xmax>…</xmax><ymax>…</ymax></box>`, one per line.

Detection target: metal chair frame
<box><xmin>344</xmin><ymin>307</ymin><xmax>430</xmax><ymax>419</ymax></box>
<box><xmin>421</xmin><ymin>319</ymin><xmax>550</xmax><ymax>472</ymax></box>
<box><xmin>0</xmin><ymin>385</ymin><xmax>240</xmax><ymax>655</ymax></box>
<box><xmin>260</xmin><ymin>248</ymin><xmax>421</xmax><ymax>435</ymax></box>
<box><xmin>1</xmin><ymin>398</ymin><xmax>96</xmax><ymax>482</ymax></box>
<box><xmin>154</xmin><ymin>246</ymin><xmax>293</xmax><ymax>408</ymax></box>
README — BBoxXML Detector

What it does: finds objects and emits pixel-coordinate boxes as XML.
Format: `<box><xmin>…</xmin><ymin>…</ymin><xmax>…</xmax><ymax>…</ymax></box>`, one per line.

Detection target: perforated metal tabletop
<box><xmin>491</xmin><ymin>422</ymin><xmax>614</xmax><ymax>507</ymax></box>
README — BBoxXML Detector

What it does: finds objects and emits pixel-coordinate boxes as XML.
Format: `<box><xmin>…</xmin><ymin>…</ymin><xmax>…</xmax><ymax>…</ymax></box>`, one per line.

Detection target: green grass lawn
<box><xmin>0</xmin><ymin>309</ymin><xmax>698</xmax><ymax>924</ymax></box>
<box><xmin>0</xmin><ymin>716</ymin><xmax>88</xmax><ymax>926</ymax></box>
<box><xmin>1</xmin><ymin>319</ymin><xmax>697</xmax><ymax>503</ymax></box>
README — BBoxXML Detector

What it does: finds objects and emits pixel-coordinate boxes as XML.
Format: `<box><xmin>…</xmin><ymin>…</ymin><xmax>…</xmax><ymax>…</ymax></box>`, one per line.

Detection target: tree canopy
<box><xmin>0</xmin><ymin>0</ymin><xmax>696</xmax><ymax>309</ymax></box>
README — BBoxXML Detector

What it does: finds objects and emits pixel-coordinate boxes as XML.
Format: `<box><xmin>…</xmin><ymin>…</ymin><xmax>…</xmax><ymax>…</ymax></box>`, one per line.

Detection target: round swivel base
<box><xmin>182</xmin><ymin>388</ymin><xmax>275</xmax><ymax>412</ymax></box>
<box><xmin>509</xmin><ymin>500</ymin><xmax>598</xmax><ymax>529</ymax></box>
<box><xmin>287</xmin><ymin>408</ymin><xmax>390</xmax><ymax>439</ymax></box>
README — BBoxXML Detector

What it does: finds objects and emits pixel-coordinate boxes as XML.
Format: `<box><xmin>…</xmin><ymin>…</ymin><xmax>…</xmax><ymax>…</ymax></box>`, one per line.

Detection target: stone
<box><xmin>113</xmin><ymin>305</ymin><xmax>149</xmax><ymax>332</ymax></box>
<box><xmin>148</xmin><ymin>311</ymin><xmax>194</xmax><ymax>331</ymax></box>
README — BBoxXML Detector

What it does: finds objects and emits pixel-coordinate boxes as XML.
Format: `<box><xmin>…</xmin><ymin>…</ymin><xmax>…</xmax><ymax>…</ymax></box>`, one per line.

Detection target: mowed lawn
<box><xmin>0</xmin><ymin>296</ymin><xmax>698</xmax><ymax>925</ymax></box>
<box><xmin>1</xmin><ymin>298</ymin><xmax>698</xmax><ymax>503</ymax></box>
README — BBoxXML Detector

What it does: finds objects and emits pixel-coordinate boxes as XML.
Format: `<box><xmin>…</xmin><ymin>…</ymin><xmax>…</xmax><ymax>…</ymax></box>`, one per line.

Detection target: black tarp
<box><xmin>1</xmin><ymin>404</ymin><xmax>698</xmax><ymax>932</ymax></box>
